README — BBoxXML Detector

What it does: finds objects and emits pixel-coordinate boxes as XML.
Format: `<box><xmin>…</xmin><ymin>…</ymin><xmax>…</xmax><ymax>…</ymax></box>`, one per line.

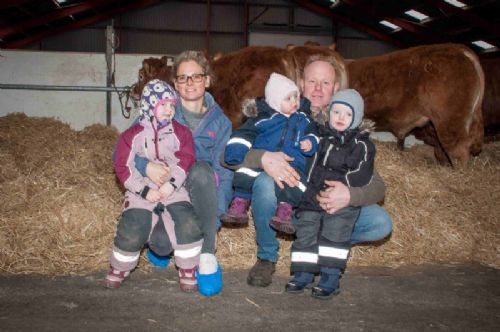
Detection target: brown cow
<box><xmin>348</xmin><ymin>43</ymin><xmax>485</xmax><ymax>166</ymax></box>
<box><xmin>130</xmin><ymin>44</ymin><xmax>347</xmax><ymax>128</ymax></box>
<box><xmin>131</xmin><ymin>56</ymin><xmax>173</xmax><ymax>97</ymax></box>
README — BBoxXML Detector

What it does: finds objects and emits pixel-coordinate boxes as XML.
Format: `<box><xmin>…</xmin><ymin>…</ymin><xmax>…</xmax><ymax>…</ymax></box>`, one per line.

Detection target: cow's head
<box><xmin>130</xmin><ymin>56</ymin><xmax>173</xmax><ymax>100</ymax></box>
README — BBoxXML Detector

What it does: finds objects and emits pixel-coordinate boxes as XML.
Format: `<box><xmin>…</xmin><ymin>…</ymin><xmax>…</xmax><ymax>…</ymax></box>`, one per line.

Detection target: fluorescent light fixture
<box><xmin>379</xmin><ymin>20</ymin><xmax>401</xmax><ymax>31</ymax></box>
<box><xmin>471</xmin><ymin>40</ymin><xmax>496</xmax><ymax>50</ymax></box>
<box><xmin>329</xmin><ymin>0</ymin><xmax>341</xmax><ymax>8</ymax></box>
<box><xmin>443</xmin><ymin>0</ymin><xmax>466</xmax><ymax>8</ymax></box>
<box><xmin>404</xmin><ymin>10</ymin><xmax>429</xmax><ymax>21</ymax></box>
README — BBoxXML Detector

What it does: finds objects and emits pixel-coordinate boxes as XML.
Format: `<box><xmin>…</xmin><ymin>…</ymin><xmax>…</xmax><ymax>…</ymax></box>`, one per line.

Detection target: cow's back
<box><xmin>348</xmin><ymin>43</ymin><xmax>484</xmax><ymax>165</ymax></box>
<box><xmin>209</xmin><ymin>46</ymin><xmax>291</xmax><ymax>127</ymax></box>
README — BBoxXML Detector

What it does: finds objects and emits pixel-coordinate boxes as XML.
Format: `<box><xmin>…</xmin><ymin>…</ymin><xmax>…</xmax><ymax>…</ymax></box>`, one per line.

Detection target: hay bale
<box><xmin>0</xmin><ymin>113</ymin><xmax>498</xmax><ymax>276</ymax></box>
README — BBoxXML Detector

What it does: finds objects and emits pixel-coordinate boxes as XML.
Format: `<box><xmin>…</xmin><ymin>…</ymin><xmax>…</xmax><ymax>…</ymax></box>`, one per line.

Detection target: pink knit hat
<box><xmin>265</xmin><ymin>73</ymin><xmax>300</xmax><ymax>113</ymax></box>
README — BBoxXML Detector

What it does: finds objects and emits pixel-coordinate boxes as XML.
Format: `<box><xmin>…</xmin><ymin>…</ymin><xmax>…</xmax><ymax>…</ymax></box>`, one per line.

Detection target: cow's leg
<box><xmin>432</xmin><ymin>122</ymin><xmax>471</xmax><ymax>167</ymax></box>
<box><xmin>433</xmin><ymin>143</ymin><xmax>452</xmax><ymax>166</ymax></box>
<box><xmin>396</xmin><ymin>137</ymin><xmax>405</xmax><ymax>151</ymax></box>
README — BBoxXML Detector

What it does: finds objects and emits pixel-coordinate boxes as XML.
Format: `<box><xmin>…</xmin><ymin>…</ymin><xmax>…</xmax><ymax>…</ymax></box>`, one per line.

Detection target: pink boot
<box><xmin>104</xmin><ymin>267</ymin><xmax>130</xmax><ymax>289</ymax></box>
<box><xmin>270</xmin><ymin>202</ymin><xmax>295</xmax><ymax>234</ymax></box>
<box><xmin>221</xmin><ymin>197</ymin><xmax>250</xmax><ymax>225</ymax></box>
<box><xmin>178</xmin><ymin>266</ymin><xmax>198</xmax><ymax>292</ymax></box>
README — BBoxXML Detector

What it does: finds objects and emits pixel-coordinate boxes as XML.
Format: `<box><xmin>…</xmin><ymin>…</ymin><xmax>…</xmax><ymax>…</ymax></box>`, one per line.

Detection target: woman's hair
<box><xmin>304</xmin><ymin>53</ymin><xmax>349</xmax><ymax>89</ymax></box>
<box><xmin>173</xmin><ymin>50</ymin><xmax>216</xmax><ymax>84</ymax></box>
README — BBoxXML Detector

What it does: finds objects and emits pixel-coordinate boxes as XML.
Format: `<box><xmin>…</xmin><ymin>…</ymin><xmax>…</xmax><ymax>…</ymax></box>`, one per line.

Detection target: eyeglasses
<box><xmin>175</xmin><ymin>73</ymin><xmax>206</xmax><ymax>84</ymax></box>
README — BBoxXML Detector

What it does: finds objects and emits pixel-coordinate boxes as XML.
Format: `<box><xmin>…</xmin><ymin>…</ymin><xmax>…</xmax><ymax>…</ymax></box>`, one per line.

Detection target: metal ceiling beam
<box><xmin>294</xmin><ymin>0</ymin><xmax>408</xmax><ymax>48</ymax></box>
<box><xmin>422</xmin><ymin>0</ymin><xmax>500</xmax><ymax>39</ymax></box>
<box><xmin>0</xmin><ymin>0</ymin><xmax>119</xmax><ymax>39</ymax></box>
<box><xmin>2</xmin><ymin>0</ymin><xmax>164</xmax><ymax>49</ymax></box>
<box><xmin>340</xmin><ymin>0</ymin><xmax>447</xmax><ymax>44</ymax></box>
<box><xmin>0</xmin><ymin>0</ymin><xmax>33</xmax><ymax>11</ymax></box>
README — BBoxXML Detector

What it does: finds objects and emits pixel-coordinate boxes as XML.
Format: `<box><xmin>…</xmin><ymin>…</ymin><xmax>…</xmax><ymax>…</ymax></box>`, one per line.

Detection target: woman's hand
<box><xmin>261</xmin><ymin>151</ymin><xmax>300</xmax><ymax>189</ymax></box>
<box><xmin>146</xmin><ymin>162</ymin><xmax>170</xmax><ymax>187</ymax></box>
<box><xmin>159</xmin><ymin>182</ymin><xmax>175</xmax><ymax>199</ymax></box>
<box><xmin>316</xmin><ymin>180</ymin><xmax>350</xmax><ymax>214</ymax></box>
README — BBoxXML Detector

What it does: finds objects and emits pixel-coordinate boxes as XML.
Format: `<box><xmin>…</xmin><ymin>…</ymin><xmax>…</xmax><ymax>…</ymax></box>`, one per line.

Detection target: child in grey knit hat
<box><xmin>287</xmin><ymin>88</ymin><xmax>377</xmax><ymax>300</ymax></box>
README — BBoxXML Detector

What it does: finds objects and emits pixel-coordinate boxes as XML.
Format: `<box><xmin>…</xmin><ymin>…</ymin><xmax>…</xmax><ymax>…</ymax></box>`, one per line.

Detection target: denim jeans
<box><xmin>185</xmin><ymin>161</ymin><xmax>218</xmax><ymax>254</ymax></box>
<box><xmin>251</xmin><ymin>173</ymin><xmax>393</xmax><ymax>262</ymax></box>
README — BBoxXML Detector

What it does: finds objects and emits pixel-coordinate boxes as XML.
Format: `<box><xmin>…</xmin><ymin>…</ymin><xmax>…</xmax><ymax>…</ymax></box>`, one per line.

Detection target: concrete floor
<box><xmin>0</xmin><ymin>263</ymin><xmax>498</xmax><ymax>332</ymax></box>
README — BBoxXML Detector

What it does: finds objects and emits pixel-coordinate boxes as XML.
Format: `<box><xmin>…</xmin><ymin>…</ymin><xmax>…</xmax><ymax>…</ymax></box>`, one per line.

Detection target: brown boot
<box><xmin>247</xmin><ymin>258</ymin><xmax>276</xmax><ymax>287</ymax></box>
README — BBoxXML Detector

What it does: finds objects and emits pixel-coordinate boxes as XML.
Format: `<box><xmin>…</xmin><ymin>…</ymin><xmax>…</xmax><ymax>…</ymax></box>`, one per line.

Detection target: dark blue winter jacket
<box><xmin>224</xmin><ymin>97</ymin><xmax>318</xmax><ymax>172</ymax></box>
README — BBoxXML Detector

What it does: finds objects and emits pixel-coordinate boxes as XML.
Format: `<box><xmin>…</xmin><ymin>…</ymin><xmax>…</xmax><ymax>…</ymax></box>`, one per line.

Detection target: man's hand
<box><xmin>261</xmin><ymin>151</ymin><xmax>299</xmax><ymax>189</ymax></box>
<box><xmin>146</xmin><ymin>189</ymin><xmax>162</xmax><ymax>203</ymax></box>
<box><xmin>316</xmin><ymin>180</ymin><xmax>350</xmax><ymax>214</ymax></box>
<box><xmin>159</xmin><ymin>182</ymin><xmax>175</xmax><ymax>199</ymax></box>
<box><xmin>146</xmin><ymin>162</ymin><xmax>170</xmax><ymax>187</ymax></box>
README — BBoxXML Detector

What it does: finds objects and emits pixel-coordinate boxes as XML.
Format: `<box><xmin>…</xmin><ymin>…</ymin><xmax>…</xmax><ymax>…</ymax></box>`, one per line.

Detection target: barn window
<box><xmin>379</xmin><ymin>20</ymin><xmax>401</xmax><ymax>32</ymax></box>
<box><xmin>404</xmin><ymin>10</ymin><xmax>429</xmax><ymax>22</ymax></box>
<box><xmin>471</xmin><ymin>40</ymin><xmax>497</xmax><ymax>51</ymax></box>
<box><xmin>443</xmin><ymin>0</ymin><xmax>467</xmax><ymax>8</ymax></box>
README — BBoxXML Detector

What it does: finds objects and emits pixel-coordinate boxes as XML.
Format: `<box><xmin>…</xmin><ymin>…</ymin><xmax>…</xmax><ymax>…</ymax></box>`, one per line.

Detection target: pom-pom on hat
<box><xmin>329</xmin><ymin>88</ymin><xmax>364</xmax><ymax>129</ymax></box>
<box><xmin>265</xmin><ymin>73</ymin><xmax>300</xmax><ymax>114</ymax></box>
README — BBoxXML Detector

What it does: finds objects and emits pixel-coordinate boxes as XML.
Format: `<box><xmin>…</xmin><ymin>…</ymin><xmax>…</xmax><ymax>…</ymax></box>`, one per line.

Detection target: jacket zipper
<box><xmin>278</xmin><ymin>116</ymin><xmax>290</xmax><ymax>149</ymax></box>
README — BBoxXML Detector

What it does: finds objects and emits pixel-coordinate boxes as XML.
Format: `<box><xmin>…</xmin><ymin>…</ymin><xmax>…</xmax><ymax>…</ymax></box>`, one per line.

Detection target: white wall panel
<box><xmin>0</xmin><ymin>50</ymin><xmax>161</xmax><ymax>133</ymax></box>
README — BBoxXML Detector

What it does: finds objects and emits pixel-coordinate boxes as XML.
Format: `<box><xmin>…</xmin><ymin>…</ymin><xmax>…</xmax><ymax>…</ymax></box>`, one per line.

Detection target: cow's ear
<box><xmin>144</xmin><ymin>62</ymin><xmax>151</xmax><ymax>75</ymax></box>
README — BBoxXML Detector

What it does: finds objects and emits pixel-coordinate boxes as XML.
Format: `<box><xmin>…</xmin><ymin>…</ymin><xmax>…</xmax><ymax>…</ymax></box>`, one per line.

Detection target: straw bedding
<box><xmin>0</xmin><ymin>113</ymin><xmax>498</xmax><ymax>275</ymax></box>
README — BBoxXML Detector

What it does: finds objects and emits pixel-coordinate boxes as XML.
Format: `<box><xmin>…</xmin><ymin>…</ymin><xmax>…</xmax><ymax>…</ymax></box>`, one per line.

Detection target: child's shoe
<box><xmin>178</xmin><ymin>266</ymin><xmax>198</xmax><ymax>292</ymax></box>
<box><xmin>220</xmin><ymin>197</ymin><xmax>250</xmax><ymax>224</ymax></box>
<box><xmin>197</xmin><ymin>253</ymin><xmax>223</xmax><ymax>297</ymax></box>
<box><xmin>270</xmin><ymin>202</ymin><xmax>295</xmax><ymax>234</ymax></box>
<box><xmin>285</xmin><ymin>271</ymin><xmax>314</xmax><ymax>294</ymax></box>
<box><xmin>104</xmin><ymin>268</ymin><xmax>130</xmax><ymax>289</ymax></box>
<box><xmin>146</xmin><ymin>248</ymin><xmax>171</xmax><ymax>268</ymax></box>
<box><xmin>311</xmin><ymin>267</ymin><xmax>341</xmax><ymax>300</ymax></box>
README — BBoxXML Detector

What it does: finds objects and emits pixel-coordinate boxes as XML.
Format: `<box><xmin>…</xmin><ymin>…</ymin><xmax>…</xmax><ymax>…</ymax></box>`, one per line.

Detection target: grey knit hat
<box><xmin>329</xmin><ymin>88</ymin><xmax>364</xmax><ymax>130</ymax></box>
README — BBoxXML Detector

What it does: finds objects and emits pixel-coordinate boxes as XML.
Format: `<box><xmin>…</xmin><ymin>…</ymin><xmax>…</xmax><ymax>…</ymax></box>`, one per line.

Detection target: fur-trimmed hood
<box><xmin>242</xmin><ymin>97</ymin><xmax>375</xmax><ymax>134</ymax></box>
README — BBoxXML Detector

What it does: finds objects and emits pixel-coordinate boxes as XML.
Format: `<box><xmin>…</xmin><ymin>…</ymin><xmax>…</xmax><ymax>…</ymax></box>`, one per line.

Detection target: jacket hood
<box><xmin>328</xmin><ymin>88</ymin><xmax>364</xmax><ymax>130</ymax></box>
<box><xmin>318</xmin><ymin>118</ymin><xmax>374</xmax><ymax>139</ymax></box>
<box><xmin>265</xmin><ymin>73</ymin><xmax>300</xmax><ymax>114</ymax></box>
<box><xmin>242</xmin><ymin>96</ymin><xmax>312</xmax><ymax>119</ymax></box>
<box><xmin>140</xmin><ymin>79</ymin><xmax>178</xmax><ymax>124</ymax></box>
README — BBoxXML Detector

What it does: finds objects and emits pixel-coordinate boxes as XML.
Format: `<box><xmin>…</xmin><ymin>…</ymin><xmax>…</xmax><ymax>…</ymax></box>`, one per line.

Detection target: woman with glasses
<box><xmin>133</xmin><ymin>50</ymin><xmax>233</xmax><ymax>296</ymax></box>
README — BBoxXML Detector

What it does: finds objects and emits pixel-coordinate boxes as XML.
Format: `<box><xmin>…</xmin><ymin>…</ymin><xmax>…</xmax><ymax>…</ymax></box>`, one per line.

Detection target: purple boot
<box><xmin>270</xmin><ymin>202</ymin><xmax>295</xmax><ymax>234</ymax></box>
<box><xmin>221</xmin><ymin>197</ymin><xmax>250</xmax><ymax>225</ymax></box>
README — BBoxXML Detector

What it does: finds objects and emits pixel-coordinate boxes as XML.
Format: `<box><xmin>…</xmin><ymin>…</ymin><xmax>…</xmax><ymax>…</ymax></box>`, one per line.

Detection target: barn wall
<box><xmin>22</xmin><ymin>0</ymin><xmax>395</xmax><ymax>59</ymax></box>
<box><xmin>249</xmin><ymin>32</ymin><xmax>334</xmax><ymax>48</ymax></box>
<box><xmin>335</xmin><ymin>26</ymin><xmax>399</xmax><ymax>59</ymax></box>
<box><xmin>0</xmin><ymin>49</ymin><xmax>420</xmax><ymax>146</ymax></box>
<box><xmin>0</xmin><ymin>50</ymin><xmax>155</xmax><ymax>133</ymax></box>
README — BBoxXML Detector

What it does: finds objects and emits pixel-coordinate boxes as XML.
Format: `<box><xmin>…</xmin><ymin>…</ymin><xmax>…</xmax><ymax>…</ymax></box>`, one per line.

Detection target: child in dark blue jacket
<box><xmin>221</xmin><ymin>72</ymin><xmax>318</xmax><ymax>234</ymax></box>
